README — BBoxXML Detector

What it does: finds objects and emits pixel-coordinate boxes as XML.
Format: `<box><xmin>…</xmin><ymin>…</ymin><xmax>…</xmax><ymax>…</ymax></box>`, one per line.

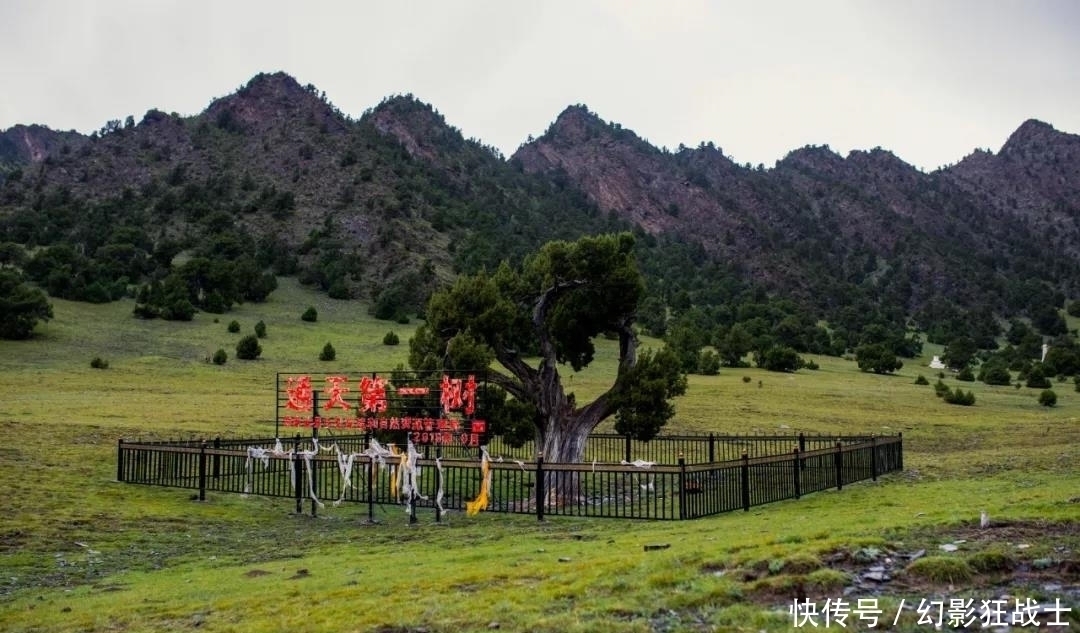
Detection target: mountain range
<box><xmin>2</xmin><ymin>71</ymin><xmax>1078</xmax><ymax>341</ymax></box>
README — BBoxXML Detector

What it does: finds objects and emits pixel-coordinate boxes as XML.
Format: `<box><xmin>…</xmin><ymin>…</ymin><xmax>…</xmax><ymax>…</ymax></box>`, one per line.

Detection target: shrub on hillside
<box><xmin>756</xmin><ymin>345</ymin><xmax>801</xmax><ymax>373</ymax></box>
<box><xmin>943</xmin><ymin>388</ymin><xmax>975</xmax><ymax>406</ymax></box>
<box><xmin>697</xmin><ymin>350</ymin><xmax>721</xmax><ymax>375</ymax></box>
<box><xmin>914</xmin><ymin>374</ymin><xmax>929</xmax><ymax>385</ymax></box>
<box><xmin>1025</xmin><ymin>364</ymin><xmax>1051</xmax><ymax>389</ymax></box>
<box><xmin>855</xmin><ymin>343</ymin><xmax>903</xmax><ymax>374</ymax></box>
<box><xmin>933</xmin><ymin>380</ymin><xmax>950</xmax><ymax>398</ymax></box>
<box><xmin>383</xmin><ymin>331</ymin><xmax>400</xmax><ymax>346</ymax></box>
<box><xmin>978</xmin><ymin>360</ymin><xmax>1012</xmax><ymax>386</ymax></box>
<box><xmin>1038</xmin><ymin>389</ymin><xmax>1057</xmax><ymax>407</ymax></box>
<box><xmin>255</xmin><ymin>320</ymin><xmax>267</xmax><ymax>338</ymax></box>
<box><xmin>212</xmin><ymin>349</ymin><xmax>227</xmax><ymax>365</ymax></box>
<box><xmin>301</xmin><ymin>306</ymin><xmax>318</xmax><ymax>322</ymax></box>
<box><xmin>236</xmin><ymin>334</ymin><xmax>262</xmax><ymax>360</ymax></box>
<box><xmin>90</xmin><ymin>357</ymin><xmax>109</xmax><ymax>369</ymax></box>
<box><xmin>227</xmin><ymin>320</ymin><xmax>240</xmax><ymax>333</ymax></box>
<box><xmin>956</xmin><ymin>366</ymin><xmax>975</xmax><ymax>382</ymax></box>
<box><xmin>320</xmin><ymin>342</ymin><xmax>336</xmax><ymax>361</ymax></box>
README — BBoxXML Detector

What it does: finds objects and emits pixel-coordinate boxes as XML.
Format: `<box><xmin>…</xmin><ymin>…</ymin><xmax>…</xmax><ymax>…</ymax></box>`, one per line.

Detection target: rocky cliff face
<box><xmin>2</xmin><ymin>72</ymin><xmax>1078</xmax><ymax>314</ymax></box>
<box><xmin>513</xmin><ymin>107</ymin><xmax>1080</xmax><ymax>307</ymax></box>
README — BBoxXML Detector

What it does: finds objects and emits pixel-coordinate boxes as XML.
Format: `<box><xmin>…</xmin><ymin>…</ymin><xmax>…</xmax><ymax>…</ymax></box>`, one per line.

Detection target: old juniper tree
<box><xmin>409</xmin><ymin>233</ymin><xmax>686</xmax><ymax>463</ymax></box>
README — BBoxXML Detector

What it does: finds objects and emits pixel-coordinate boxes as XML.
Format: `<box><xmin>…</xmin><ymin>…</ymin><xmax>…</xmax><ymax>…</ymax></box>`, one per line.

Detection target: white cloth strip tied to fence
<box><xmin>399</xmin><ymin>439</ymin><xmax>429</xmax><ymax>516</ymax></box>
<box><xmin>434</xmin><ymin>457</ymin><xmax>445</xmax><ymax>516</ymax></box>
<box><xmin>620</xmin><ymin>459</ymin><xmax>656</xmax><ymax>493</ymax></box>
<box><xmin>241</xmin><ymin>437</ymin><xmax>450</xmax><ymax>513</ymax></box>
<box><xmin>243</xmin><ymin>442</ymin><xmax>293</xmax><ymax>495</ymax></box>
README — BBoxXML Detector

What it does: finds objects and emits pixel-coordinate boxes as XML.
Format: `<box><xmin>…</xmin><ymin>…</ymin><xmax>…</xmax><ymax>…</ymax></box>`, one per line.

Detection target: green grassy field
<box><xmin>1</xmin><ymin>278</ymin><xmax>1077</xmax><ymax>632</ymax></box>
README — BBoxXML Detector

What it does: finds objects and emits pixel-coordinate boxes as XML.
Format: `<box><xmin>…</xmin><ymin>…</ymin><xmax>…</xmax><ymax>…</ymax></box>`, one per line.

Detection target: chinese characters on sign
<box><xmin>789</xmin><ymin>597</ymin><xmax>1072</xmax><ymax>628</ymax></box>
<box><xmin>277</xmin><ymin>372</ymin><xmax>486</xmax><ymax>447</ymax></box>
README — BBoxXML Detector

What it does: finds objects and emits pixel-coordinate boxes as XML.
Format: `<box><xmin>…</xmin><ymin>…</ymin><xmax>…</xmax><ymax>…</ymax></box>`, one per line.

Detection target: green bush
<box><xmin>227</xmin><ymin>320</ymin><xmax>240</xmax><ymax>333</ymax></box>
<box><xmin>212</xmin><ymin>349</ymin><xmax>227</xmax><ymax>365</ymax></box>
<box><xmin>1025</xmin><ymin>364</ymin><xmax>1051</xmax><ymax>389</ymax></box>
<box><xmin>914</xmin><ymin>374</ymin><xmax>929</xmax><ymax>385</ymax></box>
<box><xmin>90</xmin><ymin>357</ymin><xmax>109</xmax><ymax>369</ymax></box>
<box><xmin>320</xmin><ymin>342</ymin><xmax>336</xmax><ymax>361</ymax></box>
<box><xmin>1038</xmin><ymin>389</ymin><xmax>1057</xmax><ymax>407</ymax></box>
<box><xmin>254</xmin><ymin>320</ymin><xmax>267</xmax><ymax>338</ymax></box>
<box><xmin>301</xmin><ymin>306</ymin><xmax>318</xmax><ymax>322</ymax></box>
<box><xmin>944</xmin><ymin>388</ymin><xmax>976</xmax><ymax>406</ymax></box>
<box><xmin>236</xmin><ymin>334</ymin><xmax>262</xmax><ymax>360</ymax></box>
<box><xmin>697</xmin><ymin>350</ymin><xmax>721</xmax><ymax>375</ymax></box>
<box><xmin>1074</xmin><ymin>376</ymin><xmax>1079</xmax><ymax>392</ymax></box>
<box><xmin>956</xmin><ymin>366</ymin><xmax>975</xmax><ymax>382</ymax></box>
<box><xmin>756</xmin><ymin>345</ymin><xmax>801</xmax><ymax>373</ymax></box>
<box><xmin>933</xmin><ymin>379</ymin><xmax>950</xmax><ymax>397</ymax></box>
<box><xmin>383</xmin><ymin>331</ymin><xmax>400</xmax><ymax>346</ymax></box>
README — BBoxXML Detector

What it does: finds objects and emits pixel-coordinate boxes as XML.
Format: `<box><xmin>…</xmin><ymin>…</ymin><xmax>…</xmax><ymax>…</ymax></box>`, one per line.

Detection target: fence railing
<box><xmin>117</xmin><ymin>432</ymin><xmax>902</xmax><ymax>521</ymax></box>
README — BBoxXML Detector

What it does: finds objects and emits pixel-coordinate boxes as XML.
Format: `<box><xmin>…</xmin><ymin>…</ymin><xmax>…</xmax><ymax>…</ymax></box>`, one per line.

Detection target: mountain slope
<box><xmin>513</xmin><ymin>106</ymin><xmax>1080</xmax><ymax>317</ymax></box>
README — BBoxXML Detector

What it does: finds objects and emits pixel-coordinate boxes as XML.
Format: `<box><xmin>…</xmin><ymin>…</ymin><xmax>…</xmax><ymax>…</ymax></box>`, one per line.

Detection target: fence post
<box><xmin>898</xmin><ymin>432</ymin><xmax>904</xmax><ymax>472</ymax></box>
<box><xmin>198</xmin><ymin>440</ymin><xmax>207</xmax><ymax>502</ymax></box>
<box><xmin>434</xmin><ymin>447</ymin><xmax>442</xmax><ymax>524</ymax></box>
<box><xmin>117</xmin><ymin>439</ymin><xmax>125</xmax><ymax>482</ymax></box>
<box><xmin>535</xmin><ymin>452</ymin><xmax>545</xmax><ymax>522</ymax></box>
<box><xmin>870</xmin><ymin>435</ymin><xmax>878</xmax><ymax>481</ymax></box>
<box><xmin>740</xmin><ymin>451</ymin><xmax>750</xmax><ymax>512</ymax></box>
<box><xmin>367</xmin><ymin>454</ymin><xmax>375</xmax><ymax>523</ymax></box>
<box><xmin>624</xmin><ymin>434</ymin><xmax>632</xmax><ymax>464</ymax></box>
<box><xmin>294</xmin><ymin>434</ymin><xmax>303</xmax><ymax>514</ymax></box>
<box><xmin>708</xmin><ymin>433</ymin><xmax>715</xmax><ymax>463</ymax></box>
<box><xmin>798</xmin><ymin>433</ymin><xmax>806</xmax><ymax>470</ymax></box>
<box><xmin>213</xmin><ymin>437</ymin><xmax>221</xmax><ymax>479</ymax></box>
<box><xmin>678</xmin><ymin>453</ymin><xmax>687</xmax><ymax>520</ymax></box>
<box><xmin>834</xmin><ymin>441</ymin><xmax>843</xmax><ymax>491</ymax></box>
<box><xmin>792</xmin><ymin>448</ymin><xmax>801</xmax><ymax>499</ymax></box>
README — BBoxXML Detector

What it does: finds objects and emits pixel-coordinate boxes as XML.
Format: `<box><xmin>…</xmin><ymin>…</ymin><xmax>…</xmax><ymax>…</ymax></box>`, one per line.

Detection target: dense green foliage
<box><xmin>855</xmin><ymin>343</ymin><xmax>903</xmax><ymax>374</ymax></box>
<box><xmin>319</xmin><ymin>341</ymin><xmax>336</xmax><ymax>361</ymax></box>
<box><xmin>0</xmin><ymin>269</ymin><xmax>53</xmax><ymax>339</ymax></box>
<box><xmin>411</xmin><ymin>233</ymin><xmax>688</xmax><ymax>460</ymax></box>
<box><xmin>235</xmin><ymin>334</ymin><xmax>262</xmax><ymax>360</ymax></box>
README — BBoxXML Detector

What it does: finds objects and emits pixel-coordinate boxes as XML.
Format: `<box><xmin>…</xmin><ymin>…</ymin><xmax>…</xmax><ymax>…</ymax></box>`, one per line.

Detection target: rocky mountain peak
<box><xmin>1000</xmin><ymin>118</ymin><xmax>1065</xmax><ymax>158</ymax></box>
<box><xmin>204</xmin><ymin>71</ymin><xmax>346</xmax><ymax>133</ymax></box>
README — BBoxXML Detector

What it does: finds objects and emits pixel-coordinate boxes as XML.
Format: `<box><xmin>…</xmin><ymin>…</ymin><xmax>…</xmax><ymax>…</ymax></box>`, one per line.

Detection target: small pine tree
<box><xmin>236</xmin><ymin>334</ymin><xmax>262</xmax><ymax>360</ymax></box>
<box><xmin>956</xmin><ymin>366</ymin><xmax>975</xmax><ymax>382</ymax></box>
<box><xmin>227</xmin><ymin>320</ymin><xmax>240</xmax><ymax>333</ymax></box>
<box><xmin>914</xmin><ymin>374</ymin><xmax>929</xmax><ymax>385</ymax></box>
<box><xmin>90</xmin><ymin>357</ymin><xmax>109</xmax><ymax>369</ymax></box>
<box><xmin>944</xmin><ymin>388</ymin><xmax>976</xmax><ymax>406</ymax></box>
<box><xmin>301</xmin><ymin>306</ymin><xmax>318</xmax><ymax>322</ymax></box>
<box><xmin>320</xmin><ymin>342</ymin><xmax>336</xmax><ymax>361</ymax></box>
<box><xmin>255</xmin><ymin>320</ymin><xmax>267</xmax><ymax>338</ymax></box>
<box><xmin>212</xmin><ymin>349</ymin><xmax>227</xmax><ymax>365</ymax></box>
<box><xmin>383</xmin><ymin>331</ymin><xmax>400</xmax><ymax>346</ymax></box>
<box><xmin>1038</xmin><ymin>389</ymin><xmax>1057</xmax><ymax>407</ymax></box>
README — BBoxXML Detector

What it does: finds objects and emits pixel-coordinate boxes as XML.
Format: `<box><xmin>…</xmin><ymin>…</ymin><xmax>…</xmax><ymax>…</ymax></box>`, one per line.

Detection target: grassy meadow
<box><xmin>1</xmin><ymin>277</ymin><xmax>1078</xmax><ymax>632</ymax></box>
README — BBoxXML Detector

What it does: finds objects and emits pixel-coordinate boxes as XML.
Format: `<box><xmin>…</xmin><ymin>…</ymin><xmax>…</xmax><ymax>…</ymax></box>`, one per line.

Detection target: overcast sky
<box><xmin>2</xmin><ymin>0</ymin><xmax>1078</xmax><ymax>171</ymax></box>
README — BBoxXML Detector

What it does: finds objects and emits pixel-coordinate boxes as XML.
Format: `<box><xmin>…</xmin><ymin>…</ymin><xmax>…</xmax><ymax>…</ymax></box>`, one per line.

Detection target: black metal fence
<box><xmin>117</xmin><ymin>432</ymin><xmax>902</xmax><ymax>521</ymax></box>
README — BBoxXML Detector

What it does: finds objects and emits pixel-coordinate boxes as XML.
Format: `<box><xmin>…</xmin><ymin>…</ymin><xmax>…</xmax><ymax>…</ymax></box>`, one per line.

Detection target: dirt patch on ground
<box><xmin>721</xmin><ymin>520</ymin><xmax>1079</xmax><ymax>615</ymax></box>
